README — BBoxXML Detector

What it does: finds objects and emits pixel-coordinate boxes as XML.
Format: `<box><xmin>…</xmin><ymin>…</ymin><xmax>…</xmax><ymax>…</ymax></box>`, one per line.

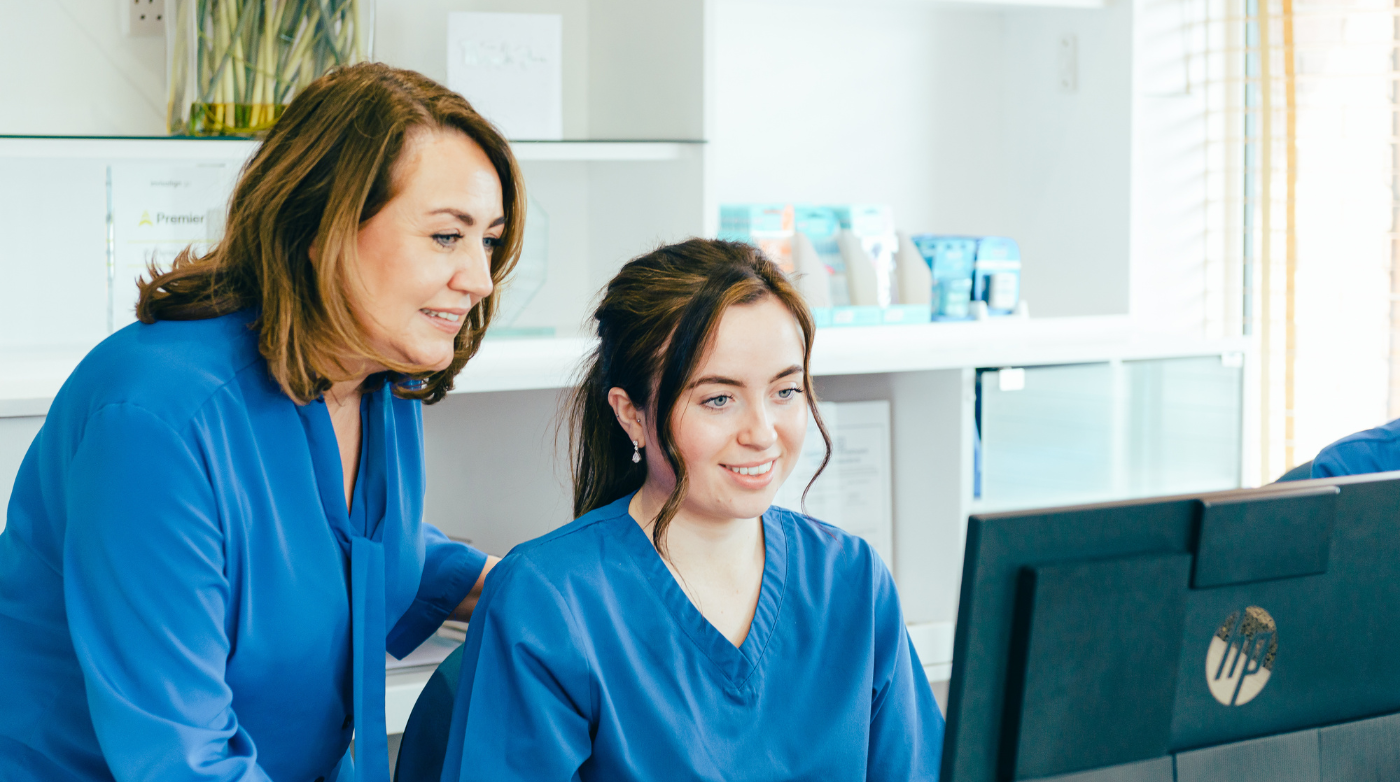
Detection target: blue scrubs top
<box><xmin>442</xmin><ymin>495</ymin><xmax>945</xmax><ymax>781</ymax></box>
<box><xmin>1311</xmin><ymin>417</ymin><xmax>1400</xmax><ymax>478</ymax></box>
<box><xmin>0</xmin><ymin>312</ymin><xmax>487</xmax><ymax>782</ymax></box>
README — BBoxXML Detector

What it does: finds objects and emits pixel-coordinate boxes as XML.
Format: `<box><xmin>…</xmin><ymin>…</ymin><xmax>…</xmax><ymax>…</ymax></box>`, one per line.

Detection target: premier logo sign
<box><xmin>1205</xmin><ymin>606</ymin><xmax>1278</xmax><ymax>706</ymax></box>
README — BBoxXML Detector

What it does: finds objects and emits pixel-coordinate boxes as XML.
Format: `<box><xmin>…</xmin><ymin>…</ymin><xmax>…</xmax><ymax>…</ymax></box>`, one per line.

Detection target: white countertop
<box><xmin>0</xmin><ymin>316</ymin><xmax>1250</xmax><ymax>418</ymax></box>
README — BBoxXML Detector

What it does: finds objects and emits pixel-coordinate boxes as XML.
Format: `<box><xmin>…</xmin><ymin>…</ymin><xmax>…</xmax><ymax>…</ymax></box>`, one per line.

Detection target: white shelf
<box><xmin>1</xmin><ymin>347</ymin><xmax>89</xmax><ymax>418</ymax></box>
<box><xmin>809</xmin><ymin>316</ymin><xmax>1250</xmax><ymax>376</ymax></box>
<box><xmin>454</xmin><ymin>336</ymin><xmax>594</xmax><ymax>393</ymax></box>
<box><xmin>385</xmin><ymin>666</ymin><xmax>435</xmax><ymax>736</ymax></box>
<box><xmin>732</xmin><ymin>0</ymin><xmax>1107</xmax><ymax>10</ymax></box>
<box><xmin>0</xmin><ymin>136</ymin><xmax>259</xmax><ymax>161</ymax></box>
<box><xmin>0</xmin><ymin>317</ymin><xmax>1250</xmax><ymax>418</ymax></box>
<box><xmin>936</xmin><ymin>0</ymin><xmax>1106</xmax><ymax>8</ymax></box>
<box><xmin>512</xmin><ymin>141</ymin><xmax>702</xmax><ymax>161</ymax></box>
<box><xmin>0</xmin><ymin>137</ymin><xmax>700</xmax><ymax>164</ymax></box>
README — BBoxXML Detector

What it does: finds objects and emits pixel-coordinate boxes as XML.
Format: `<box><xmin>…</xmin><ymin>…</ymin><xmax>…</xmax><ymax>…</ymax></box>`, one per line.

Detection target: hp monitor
<box><xmin>942</xmin><ymin>471</ymin><xmax>1400</xmax><ymax>781</ymax></box>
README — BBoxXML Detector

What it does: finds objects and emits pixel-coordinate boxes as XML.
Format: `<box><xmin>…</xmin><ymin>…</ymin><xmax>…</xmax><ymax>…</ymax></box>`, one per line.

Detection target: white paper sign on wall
<box><xmin>447</xmin><ymin>12</ymin><xmax>564</xmax><ymax>141</ymax></box>
<box><xmin>773</xmin><ymin>400</ymin><xmax>895</xmax><ymax>570</ymax></box>
<box><xmin>108</xmin><ymin>162</ymin><xmax>237</xmax><ymax>330</ymax></box>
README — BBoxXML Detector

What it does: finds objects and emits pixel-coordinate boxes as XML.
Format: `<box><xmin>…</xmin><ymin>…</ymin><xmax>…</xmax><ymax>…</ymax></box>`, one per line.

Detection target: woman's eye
<box><xmin>483</xmin><ymin>236</ymin><xmax>501</xmax><ymax>252</ymax></box>
<box><xmin>776</xmin><ymin>387</ymin><xmax>803</xmax><ymax>400</ymax></box>
<box><xmin>433</xmin><ymin>232</ymin><xmax>462</xmax><ymax>248</ymax></box>
<box><xmin>703</xmin><ymin>395</ymin><xmax>732</xmax><ymax>409</ymax></box>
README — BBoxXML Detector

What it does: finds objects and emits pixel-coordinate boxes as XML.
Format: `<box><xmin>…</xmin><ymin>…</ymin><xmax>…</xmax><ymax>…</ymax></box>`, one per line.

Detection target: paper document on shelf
<box><xmin>447</xmin><ymin>13</ymin><xmax>563</xmax><ymax>140</ymax></box>
<box><xmin>108</xmin><ymin>163</ymin><xmax>237</xmax><ymax>330</ymax></box>
<box><xmin>773</xmin><ymin>400</ymin><xmax>894</xmax><ymax>569</ymax></box>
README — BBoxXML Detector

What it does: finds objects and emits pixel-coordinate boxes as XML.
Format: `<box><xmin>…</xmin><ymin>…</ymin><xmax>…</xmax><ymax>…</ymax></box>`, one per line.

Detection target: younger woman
<box><xmin>442</xmin><ymin>239</ymin><xmax>944</xmax><ymax>780</ymax></box>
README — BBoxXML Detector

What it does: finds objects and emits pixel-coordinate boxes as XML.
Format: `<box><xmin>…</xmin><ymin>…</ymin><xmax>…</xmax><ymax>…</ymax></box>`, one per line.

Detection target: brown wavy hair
<box><xmin>136</xmin><ymin>62</ymin><xmax>526</xmax><ymax>404</ymax></box>
<box><xmin>569</xmin><ymin>239</ymin><xmax>832</xmax><ymax>555</ymax></box>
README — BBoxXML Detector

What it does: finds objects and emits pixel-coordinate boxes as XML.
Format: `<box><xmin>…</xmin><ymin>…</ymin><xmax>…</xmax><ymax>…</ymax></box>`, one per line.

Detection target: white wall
<box><xmin>8</xmin><ymin>0</ymin><xmax>1188</xmax><ymax>331</ymax></box>
<box><xmin>711</xmin><ymin>0</ymin><xmax>1134</xmax><ymax>318</ymax></box>
<box><xmin>1129</xmin><ymin>0</ymin><xmax>1211</xmax><ymax>337</ymax></box>
<box><xmin>0</xmin><ymin>0</ymin><xmax>570</xmax><ymax>135</ymax></box>
<box><xmin>0</xmin><ymin>417</ymin><xmax>44</xmax><ymax>534</ymax></box>
<box><xmin>0</xmin><ymin>0</ymin><xmax>704</xmax><ymax>141</ymax></box>
<box><xmin>1002</xmin><ymin>2</ymin><xmax>1133</xmax><ymax>319</ymax></box>
<box><xmin>0</xmin><ymin>0</ymin><xmax>167</xmax><ymax>135</ymax></box>
<box><xmin>421</xmin><ymin>390</ymin><xmax>575</xmax><ymax>555</ymax></box>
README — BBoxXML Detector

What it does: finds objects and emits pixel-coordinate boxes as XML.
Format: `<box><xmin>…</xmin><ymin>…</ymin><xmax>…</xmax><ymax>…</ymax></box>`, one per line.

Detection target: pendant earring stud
<box><xmin>632</xmin><ymin>440</ymin><xmax>642</xmax><ymax>464</ymax></box>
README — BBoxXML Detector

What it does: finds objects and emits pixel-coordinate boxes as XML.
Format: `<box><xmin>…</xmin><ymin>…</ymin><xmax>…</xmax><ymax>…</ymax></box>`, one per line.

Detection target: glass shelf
<box><xmin>0</xmin><ymin>136</ymin><xmax>704</xmax><ymax>162</ymax></box>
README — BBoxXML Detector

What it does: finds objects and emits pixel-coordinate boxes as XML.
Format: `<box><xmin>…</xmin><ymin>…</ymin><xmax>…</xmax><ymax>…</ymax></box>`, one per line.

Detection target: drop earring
<box><xmin>632</xmin><ymin>440</ymin><xmax>642</xmax><ymax>464</ymax></box>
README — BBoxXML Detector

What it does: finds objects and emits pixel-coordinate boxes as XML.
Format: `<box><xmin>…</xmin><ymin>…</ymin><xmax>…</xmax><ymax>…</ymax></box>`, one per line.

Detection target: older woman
<box><xmin>0</xmin><ymin>63</ymin><xmax>521</xmax><ymax>782</ymax></box>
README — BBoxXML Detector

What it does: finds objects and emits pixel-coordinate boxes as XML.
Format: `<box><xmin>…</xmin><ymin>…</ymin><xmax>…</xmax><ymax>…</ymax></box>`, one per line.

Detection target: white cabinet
<box><xmin>0</xmin><ymin>0</ymin><xmax>1247</xmax><ymax>694</ymax></box>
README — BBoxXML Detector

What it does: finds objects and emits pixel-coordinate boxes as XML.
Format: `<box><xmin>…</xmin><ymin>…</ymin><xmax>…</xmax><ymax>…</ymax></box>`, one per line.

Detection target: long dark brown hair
<box><xmin>569</xmin><ymin>239</ymin><xmax>832</xmax><ymax>555</ymax></box>
<box><xmin>136</xmin><ymin>62</ymin><xmax>526</xmax><ymax>404</ymax></box>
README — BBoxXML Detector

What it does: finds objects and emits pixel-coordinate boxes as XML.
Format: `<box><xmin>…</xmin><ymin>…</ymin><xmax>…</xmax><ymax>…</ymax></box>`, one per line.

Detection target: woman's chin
<box><xmin>391</xmin><ymin>342</ymin><xmax>457</xmax><ymax>374</ymax></box>
<box><xmin>697</xmin><ymin>493</ymin><xmax>778</xmax><ymax>523</ymax></box>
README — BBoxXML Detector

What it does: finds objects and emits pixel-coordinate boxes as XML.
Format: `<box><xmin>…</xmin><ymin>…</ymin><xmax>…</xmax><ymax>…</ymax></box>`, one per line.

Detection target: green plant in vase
<box><xmin>168</xmin><ymin>0</ymin><xmax>372</xmax><ymax>137</ymax></box>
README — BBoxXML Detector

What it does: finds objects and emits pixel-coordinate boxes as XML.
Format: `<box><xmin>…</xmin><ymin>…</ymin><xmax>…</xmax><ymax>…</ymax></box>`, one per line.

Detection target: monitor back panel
<box><xmin>941</xmin><ymin>473</ymin><xmax>1400</xmax><ymax>782</ymax></box>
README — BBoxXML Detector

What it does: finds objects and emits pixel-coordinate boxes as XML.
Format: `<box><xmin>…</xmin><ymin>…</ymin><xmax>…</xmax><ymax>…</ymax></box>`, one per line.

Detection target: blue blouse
<box><xmin>0</xmin><ymin>312</ymin><xmax>486</xmax><ymax>782</ymax></box>
<box><xmin>442</xmin><ymin>496</ymin><xmax>945</xmax><ymax>781</ymax></box>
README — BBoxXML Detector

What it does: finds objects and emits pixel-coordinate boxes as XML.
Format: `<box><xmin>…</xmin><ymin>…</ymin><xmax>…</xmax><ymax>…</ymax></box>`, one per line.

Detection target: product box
<box><xmin>720</xmin><ymin>203</ymin><xmax>931</xmax><ymax>327</ymax></box>
<box><xmin>973</xmin><ymin>237</ymin><xmax>1021</xmax><ymax>316</ymax></box>
<box><xmin>910</xmin><ymin>235</ymin><xmax>978</xmax><ymax>321</ymax></box>
<box><xmin>793</xmin><ymin>205</ymin><xmax>845</xmax><ymax>305</ymax></box>
<box><xmin>718</xmin><ymin>204</ymin><xmax>795</xmax><ymax>274</ymax></box>
<box><xmin>832</xmin><ymin>204</ymin><xmax>897</xmax><ymax>307</ymax></box>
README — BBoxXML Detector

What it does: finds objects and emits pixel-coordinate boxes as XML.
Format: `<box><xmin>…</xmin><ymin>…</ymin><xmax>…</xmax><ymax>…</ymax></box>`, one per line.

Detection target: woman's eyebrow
<box><xmin>428</xmin><ymin>209</ymin><xmax>507</xmax><ymax>229</ymax></box>
<box><xmin>688</xmin><ymin>375</ymin><xmax>743</xmax><ymax>389</ymax></box>
<box><xmin>688</xmin><ymin>365</ymin><xmax>803</xmax><ymax>390</ymax></box>
<box><xmin>429</xmin><ymin>208</ymin><xmax>476</xmax><ymax>226</ymax></box>
<box><xmin>771</xmin><ymin>365</ymin><xmax>802</xmax><ymax>381</ymax></box>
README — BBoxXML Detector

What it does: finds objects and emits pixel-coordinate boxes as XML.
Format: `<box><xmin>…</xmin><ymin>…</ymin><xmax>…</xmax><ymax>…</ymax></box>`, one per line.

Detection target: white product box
<box><xmin>447</xmin><ymin>12</ymin><xmax>564</xmax><ymax>141</ymax></box>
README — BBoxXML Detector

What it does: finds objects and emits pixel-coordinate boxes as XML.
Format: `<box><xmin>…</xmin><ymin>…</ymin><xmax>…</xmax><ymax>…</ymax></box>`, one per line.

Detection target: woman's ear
<box><xmin>606</xmin><ymin>387</ymin><xmax>646</xmax><ymax>448</ymax></box>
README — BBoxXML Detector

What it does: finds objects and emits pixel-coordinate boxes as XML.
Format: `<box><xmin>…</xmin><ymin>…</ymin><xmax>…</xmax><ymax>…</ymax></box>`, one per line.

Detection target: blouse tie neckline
<box><xmin>299</xmin><ymin>390</ymin><xmax>392</xmax><ymax>780</ymax></box>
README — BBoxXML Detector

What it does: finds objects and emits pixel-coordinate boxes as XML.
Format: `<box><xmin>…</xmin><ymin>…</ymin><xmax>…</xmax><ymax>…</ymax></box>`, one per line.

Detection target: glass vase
<box><xmin>167</xmin><ymin>0</ymin><xmax>374</xmax><ymax>137</ymax></box>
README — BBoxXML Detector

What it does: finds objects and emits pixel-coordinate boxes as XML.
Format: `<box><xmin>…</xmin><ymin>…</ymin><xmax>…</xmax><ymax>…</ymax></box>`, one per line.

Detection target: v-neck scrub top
<box><xmin>442</xmin><ymin>495</ymin><xmax>945</xmax><ymax>781</ymax></box>
<box><xmin>1310</xmin><ymin>416</ymin><xmax>1400</xmax><ymax>478</ymax></box>
<box><xmin>0</xmin><ymin>311</ymin><xmax>487</xmax><ymax>782</ymax></box>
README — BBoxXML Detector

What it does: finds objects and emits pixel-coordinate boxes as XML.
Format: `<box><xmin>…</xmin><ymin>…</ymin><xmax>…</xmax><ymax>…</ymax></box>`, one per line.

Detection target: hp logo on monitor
<box><xmin>1205</xmin><ymin>606</ymin><xmax>1278</xmax><ymax>706</ymax></box>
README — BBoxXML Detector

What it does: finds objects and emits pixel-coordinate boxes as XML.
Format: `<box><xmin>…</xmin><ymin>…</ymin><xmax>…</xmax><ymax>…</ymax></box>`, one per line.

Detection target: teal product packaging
<box><xmin>793</xmin><ymin>206</ymin><xmax>846</xmax><ymax>304</ymax></box>
<box><xmin>810</xmin><ymin>304</ymin><xmax>930</xmax><ymax>329</ymax></box>
<box><xmin>911</xmin><ymin>234</ymin><xmax>978</xmax><ymax>321</ymax></box>
<box><xmin>972</xmin><ymin>237</ymin><xmax>1021</xmax><ymax>316</ymax></box>
<box><xmin>718</xmin><ymin>204</ymin><xmax>794</xmax><ymax>273</ymax></box>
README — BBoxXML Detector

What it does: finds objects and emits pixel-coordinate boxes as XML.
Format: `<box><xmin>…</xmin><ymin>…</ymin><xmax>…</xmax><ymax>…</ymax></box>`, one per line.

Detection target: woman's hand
<box><xmin>452</xmin><ymin>555</ymin><xmax>501</xmax><ymax>621</ymax></box>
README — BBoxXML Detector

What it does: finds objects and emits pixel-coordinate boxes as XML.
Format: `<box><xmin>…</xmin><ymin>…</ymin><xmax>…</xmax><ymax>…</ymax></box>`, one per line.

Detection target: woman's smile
<box><xmin>420</xmin><ymin>306</ymin><xmax>467</xmax><ymax>334</ymax></box>
<box><xmin>722</xmin><ymin>458</ymin><xmax>779</xmax><ymax>489</ymax></box>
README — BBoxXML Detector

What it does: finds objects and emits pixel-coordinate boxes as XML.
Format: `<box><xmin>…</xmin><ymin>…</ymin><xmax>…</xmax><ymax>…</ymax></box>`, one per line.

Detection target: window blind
<box><xmin>1193</xmin><ymin>0</ymin><xmax>1397</xmax><ymax>481</ymax></box>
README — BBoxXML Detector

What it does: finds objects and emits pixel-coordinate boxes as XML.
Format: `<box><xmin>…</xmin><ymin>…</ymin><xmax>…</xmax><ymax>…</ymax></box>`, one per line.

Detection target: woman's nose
<box><xmin>739</xmin><ymin>403</ymin><xmax>779</xmax><ymax>449</ymax></box>
<box><xmin>451</xmin><ymin>244</ymin><xmax>495</xmax><ymax>303</ymax></box>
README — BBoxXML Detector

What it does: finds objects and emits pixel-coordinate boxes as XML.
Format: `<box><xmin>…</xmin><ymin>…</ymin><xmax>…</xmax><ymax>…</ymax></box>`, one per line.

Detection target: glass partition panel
<box><xmin>977</xmin><ymin>356</ymin><xmax>1242</xmax><ymax>513</ymax></box>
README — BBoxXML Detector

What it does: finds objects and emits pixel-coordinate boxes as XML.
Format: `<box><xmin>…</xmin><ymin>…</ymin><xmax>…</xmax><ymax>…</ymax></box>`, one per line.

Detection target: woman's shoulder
<box><xmin>56</xmin><ymin>311</ymin><xmax>265</xmax><ymax>425</ymax></box>
<box><xmin>503</xmin><ymin>496</ymin><xmax>635</xmax><ymax>572</ymax></box>
<box><xmin>767</xmin><ymin>505</ymin><xmax>892</xmax><ymax>587</ymax></box>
